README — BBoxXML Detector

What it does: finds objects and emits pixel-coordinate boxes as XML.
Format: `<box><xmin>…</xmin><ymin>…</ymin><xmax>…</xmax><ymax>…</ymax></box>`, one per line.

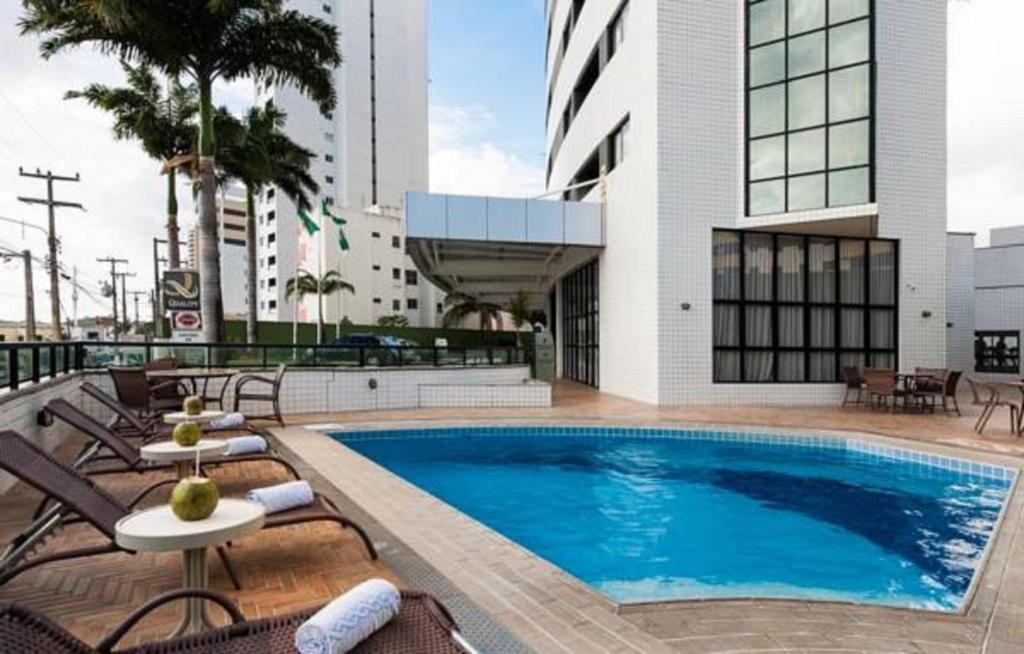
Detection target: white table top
<box><xmin>140</xmin><ymin>439</ymin><xmax>228</xmax><ymax>462</ymax></box>
<box><xmin>164</xmin><ymin>410</ymin><xmax>226</xmax><ymax>425</ymax></box>
<box><xmin>115</xmin><ymin>499</ymin><xmax>265</xmax><ymax>552</ymax></box>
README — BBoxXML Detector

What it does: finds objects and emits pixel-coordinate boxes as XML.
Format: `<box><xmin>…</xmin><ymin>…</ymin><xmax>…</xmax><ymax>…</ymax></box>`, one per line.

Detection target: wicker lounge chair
<box><xmin>0</xmin><ymin>430</ymin><xmax>377</xmax><ymax>588</ymax></box>
<box><xmin>40</xmin><ymin>397</ymin><xmax>302</xmax><ymax>483</ymax></box>
<box><xmin>0</xmin><ymin>588</ymin><xmax>471</xmax><ymax>653</ymax></box>
<box><xmin>232</xmin><ymin>364</ymin><xmax>287</xmax><ymax>426</ymax></box>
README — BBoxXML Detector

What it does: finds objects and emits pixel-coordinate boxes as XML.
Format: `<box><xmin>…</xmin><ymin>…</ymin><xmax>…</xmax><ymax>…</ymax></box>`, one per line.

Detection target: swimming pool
<box><xmin>332</xmin><ymin>426</ymin><xmax>1014</xmax><ymax>612</ymax></box>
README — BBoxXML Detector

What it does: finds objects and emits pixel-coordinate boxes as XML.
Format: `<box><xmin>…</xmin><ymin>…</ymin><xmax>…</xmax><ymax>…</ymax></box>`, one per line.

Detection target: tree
<box><xmin>443</xmin><ymin>292</ymin><xmax>503</xmax><ymax>331</ymax></box>
<box><xmin>218</xmin><ymin>102</ymin><xmax>318</xmax><ymax>344</ymax></box>
<box><xmin>506</xmin><ymin>290</ymin><xmax>532</xmax><ymax>330</ymax></box>
<box><xmin>65</xmin><ymin>61</ymin><xmax>196</xmax><ymax>269</ymax></box>
<box><xmin>377</xmin><ymin>315</ymin><xmax>409</xmax><ymax>328</ymax></box>
<box><xmin>22</xmin><ymin>1</ymin><xmax>341</xmax><ymax>343</ymax></box>
<box><xmin>285</xmin><ymin>270</ymin><xmax>354</xmax><ymax>343</ymax></box>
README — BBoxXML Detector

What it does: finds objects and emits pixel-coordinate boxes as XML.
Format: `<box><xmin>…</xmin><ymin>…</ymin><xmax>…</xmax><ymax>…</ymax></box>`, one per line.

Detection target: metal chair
<box><xmin>107</xmin><ymin>367</ymin><xmax>184</xmax><ymax>416</ymax></box>
<box><xmin>232</xmin><ymin>364</ymin><xmax>287</xmax><ymax>426</ymax></box>
<box><xmin>966</xmin><ymin>378</ymin><xmax>1018</xmax><ymax>435</ymax></box>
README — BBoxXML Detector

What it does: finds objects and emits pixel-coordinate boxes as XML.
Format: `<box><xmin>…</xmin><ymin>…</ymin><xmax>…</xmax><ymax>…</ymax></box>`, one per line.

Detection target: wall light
<box><xmin>680</xmin><ymin>302</ymin><xmax>692</xmax><ymax>311</ymax></box>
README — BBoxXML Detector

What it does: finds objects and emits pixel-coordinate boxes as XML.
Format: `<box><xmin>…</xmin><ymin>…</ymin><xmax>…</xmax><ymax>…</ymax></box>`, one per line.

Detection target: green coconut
<box><xmin>183</xmin><ymin>395</ymin><xmax>204</xmax><ymax>416</ymax></box>
<box><xmin>172</xmin><ymin>421</ymin><xmax>202</xmax><ymax>447</ymax></box>
<box><xmin>170</xmin><ymin>476</ymin><xmax>219</xmax><ymax>521</ymax></box>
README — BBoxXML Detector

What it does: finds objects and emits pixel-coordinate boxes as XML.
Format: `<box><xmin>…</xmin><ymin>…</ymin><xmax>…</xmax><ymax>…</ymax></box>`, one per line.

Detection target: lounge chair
<box><xmin>232</xmin><ymin>363</ymin><xmax>287</xmax><ymax>426</ymax></box>
<box><xmin>39</xmin><ymin>397</ymin><xmax>303</xmax><ymax>483</ymax></box>
<box><xmin>108</xmin><ymin>366</ymin><xmax>185</xmax><ymax>418</ymax></box>
<box><xmin>0</xmin><ymin>430</ymin><xmax>377</xmax><ymax>588</ymax></box>
<box><xmin>966</xmin><ymin>378</ymin><xmax>1019</xmax><ymax>435</ymax></box>
<box><xmin>0</xmin><ymin>588</ymin><xmax>471</xmax><ymax>653</ymax></box>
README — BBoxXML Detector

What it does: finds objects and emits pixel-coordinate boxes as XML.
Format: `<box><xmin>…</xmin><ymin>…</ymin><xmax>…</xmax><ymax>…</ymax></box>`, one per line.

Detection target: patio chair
<box><xmin>39</xmin><ymin>397</ymin><xmax>303</xmax><ymax>483</ymax></box>
<box><xmin>108</xmin><ymin>367</ymin><xmax>185</xmax><ymax>417</ymax></box>
<box><xmin>0</xmin><ymin>430</ymin><xmax>377</xmax><ymax>589</ymax></box>
<box><xmin>232</xmin><ymin>363</ymin><xmax>287</xmax><ymax>426</ymax></box>
<box><xmin>914</xmin><ymin>369</ymin><xmax>962</xmax><ymax>415</ymax></box>
<box><xmin>841</xmin><ymin>366</ymin><xmax>864</xmax><ymax>406</ymax></box>
<box><xmin>862</xmin><ymin>368</ymin><xmax>906</xmax><ymax>411</ymax></box>
<box><xmin>966</xmin><ymin>378</ymin><xmax>1019</xmax><ymax>435</ymax></box>
<box><xmin>0</xmin><ymin>588</ymin><xmax>471</xmax><ymax>654</ymax></box>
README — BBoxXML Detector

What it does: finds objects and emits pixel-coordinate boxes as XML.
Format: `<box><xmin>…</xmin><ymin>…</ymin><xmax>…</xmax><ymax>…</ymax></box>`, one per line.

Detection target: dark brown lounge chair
<box><xmin>108</xmin><ymin>367</ymin><xmax>185</xmax><ymax>417</ymax></box>
<box><xmin>232</xmin><ymin>363</ymin><xmax>287</xmax><ymax>426</ymax></box>
<box><xmin>0</xmin><ymin>430</ymin><xmax>377</xmax><ymax>589</ymax></box>
<box><xmin>0</xmin><ymin>588</ymin><xmax>469</xmax><ymax>653</ymax></box>
<box><xmin>40</xmin><ymin>396</ymin><xmax>302</xmax><ymax>483</ymax></box>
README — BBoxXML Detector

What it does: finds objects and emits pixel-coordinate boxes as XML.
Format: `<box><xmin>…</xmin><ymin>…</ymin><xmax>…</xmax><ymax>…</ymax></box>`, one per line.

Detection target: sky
<box><xmin>0</xmin><ymin>0</ymin><xmax>1021</xmax><ymax>324</ymax></box>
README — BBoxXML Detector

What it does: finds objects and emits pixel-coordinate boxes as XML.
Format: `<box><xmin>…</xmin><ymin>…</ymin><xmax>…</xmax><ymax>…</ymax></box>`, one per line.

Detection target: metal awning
<box><xmin>405</xmin><ymin>192</ymin><xmax>604</xmax><ymax>305</ymax></box>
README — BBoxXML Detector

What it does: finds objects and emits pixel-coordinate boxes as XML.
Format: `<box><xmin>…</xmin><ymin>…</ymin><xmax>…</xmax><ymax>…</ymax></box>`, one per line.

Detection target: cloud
<box><xmin>429</xmin><ymin>104</ymin><xmax>546</xmax><ymax>198</ymax></box>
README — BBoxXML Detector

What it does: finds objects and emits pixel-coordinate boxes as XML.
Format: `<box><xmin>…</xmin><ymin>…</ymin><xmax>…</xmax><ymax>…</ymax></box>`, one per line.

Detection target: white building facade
<box><xmin>254</xmin><ymin>0</ymin><xmax>439</xmax><ymax>327</ymax></box>
<box><xmin>545</xmin><ymin>0</ymin><xmax>948</xmax><ymax>404</ymax></box>
<box><xmin>187</xmin><ymin>189</ymin><xmax>249</xmax><ymax>318</ymax></box>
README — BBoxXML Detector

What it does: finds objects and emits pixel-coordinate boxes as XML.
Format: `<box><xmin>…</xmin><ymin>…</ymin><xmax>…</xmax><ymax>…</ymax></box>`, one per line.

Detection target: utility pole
<box><xmin>115</xmin><ymin>271</ymin><xmax>136</xmax><ymax>335</ymax></box>
<box><xmin>97</xmin><ymin>257</ymin><xmax>128</xmax><ymax>337</ymax></box>
<box><xmin>71</xmin><ymin>266</ymin><xmax>79</xmax><ymax>331</ymax></box>
<box><xmin>0</xmin><ymin>247</ymin><xmax>36</xmax><ymax>340</ymax></box>
<box><xmin>128</xmin><ymin>290</ymin><xmax>147</xmax><ymax>331</ymax></box>
<box><xmin>17</xmin><ymin>168</ymin><xmax>84</xmax><ymax>340</ymax></box>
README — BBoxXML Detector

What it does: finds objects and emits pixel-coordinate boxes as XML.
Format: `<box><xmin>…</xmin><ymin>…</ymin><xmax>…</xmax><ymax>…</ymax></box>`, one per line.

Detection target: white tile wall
<box><xmin>418</xmin><ymin>382</ymin><xmax>551</xmax><ymax>409</ymax></box>
<box><xmin>946</xmin><ymin>233</ymin><xmax>976</xmax><ymax>374</ymax></box>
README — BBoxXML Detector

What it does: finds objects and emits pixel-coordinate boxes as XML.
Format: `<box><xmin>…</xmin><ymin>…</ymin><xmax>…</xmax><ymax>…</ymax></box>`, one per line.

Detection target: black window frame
<box><xmin>975</xmin><ymin>330</ymin><xmax>1020</xmax><ymax>374</ymax></box>
<box><xmin>745</xmin><ymin>0</ymin><xmax>876</xmax><ymax>216</ymax></box>
<box><xmin>712</xmin><ymin>228</ymin><xmax>898</xmax><ymax>384</ymax></box>
<box><xmin>561</xmin><ymin>258</ymin><xmax>599</xmax><ymax>388</ymax></box>
<box><xmin>405</xmin><ymin>269</ymin><xmax>418</xmax><ymax>286</ymax></box>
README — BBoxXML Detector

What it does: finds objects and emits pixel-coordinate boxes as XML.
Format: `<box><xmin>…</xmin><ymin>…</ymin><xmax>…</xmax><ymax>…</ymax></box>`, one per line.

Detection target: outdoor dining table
<box><xmin>114</xmin><ymin>499</ymin><xmax>265</xmax><ymax>637</ymax></box>
<box><xmin>147</xmin><ymin>368</ymin><xmax>240</xmax><ymax>409</ymax></box>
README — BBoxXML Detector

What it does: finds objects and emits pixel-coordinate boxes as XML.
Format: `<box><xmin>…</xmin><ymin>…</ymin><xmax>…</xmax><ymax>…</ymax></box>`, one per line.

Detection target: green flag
<box><xmin>297</xmin><ymin>206</ymin><xmax>320</xmax><ymax>235</ymax></box>
<box><xmin>323</xmin><ymin>199</ymin><xmax>350</xmax><ymax>251</ymax></box>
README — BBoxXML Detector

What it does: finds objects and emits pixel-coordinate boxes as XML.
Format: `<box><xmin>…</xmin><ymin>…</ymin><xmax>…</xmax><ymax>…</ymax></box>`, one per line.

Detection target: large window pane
<box><xmin>810</xmin><ymin>307</ymin><xmax>835</xmax><ymax>347</ymax></box>
<box><xmin>789</xmin><ymin>128</ymin><xmax>825</xmax><ymax>174</ymax></box>
<box><xmin>869</xmin><ymin>240</ymin><xmax>896</xmax><ymax>305</ymax></box>
<box><xmin>714</xmin><ymin>305</ymin><xmax>740</xmax><ymax>346</ymax></box>
<box><xmin>829</xmin><ymin>167</ymin><xmax>870</xmax><ymax>206</ymax></box>
<box><xmin>746</xmin><ymin>307</ymin><xmax>773</xmax><ymax>347</ymax></box>
<box><xmin>744</xmin><ymin>234</ymin><xmax>774</xmax><ymax>300</ymax></box>
<box><xmin>829</xmin><ymin>20</ymin><xmax>870</xmax><ymax>68</ymax></box>
<box><xmin>745</xmin><ymin>352</ymin><xmax>774</xmax><ymax>382</ymax></box>
<box><xmin>829</xmin><ymin>120</ymin><xmax>870</xmax><ymax>168</ymax></box>
<box><xmin>750</xmin><ymin>0</ymin><xmax>785</xmax><ymax>46</ymax></box>
<box><xmin>809</xmin><ymin>352</ymin><xmax>836</xmax><ymax>382</ymax></box>
<box><xmin>789</xmin><ymin>0</ymin><xmax>826</xmax><ymax>34</ymax></box>
<box><xmin>750</xmin><ymin>179</ymin><xmax>785</xmax><ymax>215</ymax></box>
<box><xmin>715</xmin><ymin>351</ymin><xmax>742</xmax><ymax>382</ymax></box>
<box><xmin>778</xmin><ymin>353</ymin><xmax>805</xmax><ymax>382</ymax></box>
<box><xmin>788</xmin><ymin>75</ymin><xmax>825</xmax><ymax>129</ymax></box>
<box><xmin>808</xmin><ymin>238</ymin><xmax>836</xmax><ymax>302</ymax></box>
<box><xmin>779</xmin><ymin>307</ymin><xmax>804</xmax><ymax>346</ymax></box>
<box><xmin>841</xmin><ymin>308</ymin><xmax>864</xmax><ymax>347</ymax></box>
<box><xmin>750</xmin><ymin>84</ymin><xmax>786</xmax><ymax>137</ymax></box>
<box><xmin>829</xmin><ymin>65</ymin><xmax>870</xmax><ymax>122</ymax></box>
<box><xmin>839</xmin><ymin>239</ymin><xmax>865</xmax><ymax>303</ymax></box>
<box><xmin>712</xmin><ymin>231</ymin><xmax>741</xmax><ymax>299</ymax></box>
<box><xmin>830</xmin><ymin>0</ymin><xmax>869</xmax><ymax>24</ymax></box>
<box><xmin>750</xmin><ymin>136</ymin><xmax>786</xmax><ymax>180</ymax></box>
<box><xmin>870</xmin><ymin>309</ymin><xmax>895</xmax><ymax>349</ymax></box>
<box><xmin>750</xmin><ymin>42</ymin><xmax>785</xmax><ymax>86</ymax></box>
<box><xmin>777</xmin><ymin>236</ymin><xmax>805</xmax><ymax>302</ymax></box>
<box><xmin>789</xmin><ymin>31</ymin><xmax>825</xmax><ymax>78</ymax></box>
<box><xmin>789</xmin><ymin>174</ymin><xmax>826</xmax><ymax>211</ymax></box>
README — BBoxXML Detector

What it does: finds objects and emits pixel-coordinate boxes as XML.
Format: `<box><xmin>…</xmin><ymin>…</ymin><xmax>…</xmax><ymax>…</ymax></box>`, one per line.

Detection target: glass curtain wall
<box><xmin>713</xmin><ymin>229</ymin><xmax>897</xmax><ymax>383</ymax></box>
<box><xmin>561</xmin><ymin>259</ymin><xmax>600</xmax><ymax>387</ymax></box>
<box><xmin>746</xmin><ymin>0</ymin><xmax>874</xmax><ymax>215</ymax></box>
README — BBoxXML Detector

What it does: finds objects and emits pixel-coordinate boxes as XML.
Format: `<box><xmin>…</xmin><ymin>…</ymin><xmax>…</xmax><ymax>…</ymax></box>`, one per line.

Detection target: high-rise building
<box><xmin>254</xmin><ymin>0</ymin><xmax>437</xmax><ymax>327</ymax></box>
<box><xmin>540</xmin><ymin>0</ymin><xmax>947</xmax><ymax>404</ymax></box>
<box><xmin>187</xmin><ymin>187</ymin><xmax>248</xmax><ymax>318</ymax></box>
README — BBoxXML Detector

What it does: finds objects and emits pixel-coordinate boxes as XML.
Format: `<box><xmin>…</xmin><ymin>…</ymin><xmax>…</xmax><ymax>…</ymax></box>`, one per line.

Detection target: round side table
<box><xmin>140</xmin><ymin>439</ymin><xmax>229</xmax><ymax>479</ymax></box>
<box><xmin>115</xmin><ymin>499</ymin><xmax>265</xmax><ymax>637</ymax></box>
<box><xmin>163</xmin><ymin>410</ymin><xmax>226</xmax><ymax>425</ymax></box>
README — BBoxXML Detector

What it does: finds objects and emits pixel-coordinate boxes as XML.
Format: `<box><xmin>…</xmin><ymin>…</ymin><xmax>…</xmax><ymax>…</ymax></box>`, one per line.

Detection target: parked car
<box><xmin>331</xmin><ymin>334</ymin><xmax>422</xmax><ymax>365</ymax></box>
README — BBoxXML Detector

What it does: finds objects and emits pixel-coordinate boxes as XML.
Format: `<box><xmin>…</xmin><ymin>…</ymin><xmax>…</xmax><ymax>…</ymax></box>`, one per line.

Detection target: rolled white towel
<box><xmin>246</xmin><ymin>480</ymin><xmax>315</xmax><ymax>514</ymax></box>
<box><xmin>207</xmin><ymin>412</ymin><xmax>246</xmax><ymax>431</ymax></box>
<box><xmin>295</xmin><ymin>579</ymin><xmax>401</xmax><ymax>654</ymax></box>
<box><xmin>225</xmin><ymin>435</ymin><xmax>268</xmax><ymax>456</ymax></box>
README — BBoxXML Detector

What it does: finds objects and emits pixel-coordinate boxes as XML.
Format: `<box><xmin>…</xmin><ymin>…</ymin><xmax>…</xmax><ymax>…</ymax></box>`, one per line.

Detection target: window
<box><xmin>324</xmin><ymin>132</ymin><xmax>334</xmax><ymax>142</ymax></box>
<box><xmin>266</xmin><ymin>187</ymin><xmax>275</xmax><ymax>200</ymax></box>
<box><xmin>325</xmin><ymin>154</ymin><xmax>334</xmax><ymax>163</ymax></box>
<box><xmin>372</xmin><ymin>297</ymin><xmax>382</xmax><ymax>305</ymax></box>
<box><xmin>392</xmin><ymin>267</ymin><xmax>401</xmax><ymax>280</ymax></box>
<box><xmin>975</xmin><ymin>331</ymin><xmax>1020</xmax><ymax>374</ymax></box>
<box><xmin>746</xmin><ymin>0</ymin><xmax>874</xmax><ymax>216</ymax></box>
<box><xmin>267</xmin><ymin>210</ymin><xmax>275</xmax><ymax>222</ymax></box>
<box><xmin>322</xmin><ymin>3</ymin><xmax>331</xmax><ymax>13</ymax></box>
<box><xmin>325</xmin><ymin>175</ymin><xmax>334</xmax><ymax>184</ymax></box>
<box><xmin>268</xmin><ymin>255</ymin><xmax>276</xmax><ymax>266</ymax></box>
<box><xmin>372</xmin><ymin>264</ymin><xmax>381</xmax><ymax>271</ymax></box>
<box><xmin>267</xmin><ymin>233</ymin><xmax>276</xmax><ymax>244</ymax></box>
<box><xmin>325</xmin><ymin>196</ymin><xmax>334</xmax><ymax>206</ymax></box>
<box><xmin>607</xmin><ymin>1</ymin><xmax>629</xmax><ymax>59</ymax></box>
<box><xmin>436</xmin><ymin>302</ymin><xmax>444</xmax><ymax>314</ymax></box>
<box><xmin>372</xmin><ymin>232</ymin><xmax>381</xmax><ymax>239</ymax></box>
<box><xmin>407</xmin><ymin>298</ymin><xmax>419</xmax><ymax>310</ymax></box>
<box><xmin>561</xmin><ymin>260</ymin><xmax>599</xmax><ymax>388</ymax></box>
<box><xmin>268</xmin><ymin>277</ymin><xmax>276</xmax><ymax>288</ymax></box>
<box><xmin>392</xmin><ymin>299</ymin><xmax>401</xmax><ymax>311</ymax></box>
<box><xmin>610</xmin><ymin>117</ymin><xmax>630</xmax><ymax>170</ymax></box>
<box><xmin>268</xmin><ymin>300</ymin><xmax>277</xmax><ymax>310</ymax></box>
<box><xmin>392</xmin><ymin>235</ymin><xmax>401</xmax><ymax>248</ymax></box>
<box><xmin>712</xmin><ymin>229</ymin><xmax>898</xmax><ymax>383</ymax></box>
<box><xmin>405</xmin><ymin>269</ymin><xmax>418</xmax><ymax>286</ymax></box>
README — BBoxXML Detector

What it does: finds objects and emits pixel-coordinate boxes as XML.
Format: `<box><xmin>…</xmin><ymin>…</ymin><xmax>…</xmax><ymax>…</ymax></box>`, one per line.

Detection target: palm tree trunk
<box><xmin>197</xmin><ymin>77</ymin><xmax>224</xmax><ymax>344</ymax></box>
<box><xmin>245</xmin><ymin>186</ymin><xmax>258</xmax><ymax>344</ymax></box>
<box><xmin>166</xmin><ymin>172</ymin><xmax>181</xmax><ymax>269</ymax></box>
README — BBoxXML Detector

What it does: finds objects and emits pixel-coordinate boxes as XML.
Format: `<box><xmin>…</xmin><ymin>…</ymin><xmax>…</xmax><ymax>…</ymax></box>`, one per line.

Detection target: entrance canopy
<box><xmin>405</xmin><ymin>192</ymin><xmax>604</xmax><ymax>305</ymax></box>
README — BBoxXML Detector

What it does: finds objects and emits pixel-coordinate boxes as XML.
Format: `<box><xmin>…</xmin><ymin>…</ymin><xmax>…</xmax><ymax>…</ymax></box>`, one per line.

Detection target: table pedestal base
<box><xmin>170</xmin><ymin>547</ymin><xmax>215</xmax><ymax>637</ymax></box>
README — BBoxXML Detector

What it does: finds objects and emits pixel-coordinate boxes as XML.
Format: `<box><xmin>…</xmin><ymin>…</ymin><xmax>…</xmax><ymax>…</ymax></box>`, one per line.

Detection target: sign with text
<box><xmin>163</xmin><ymin>270</ymin><xmax>200</xmax><ymax>311</ymax></box>
<box><xmin>171</xmin><ymin>311</ymin><xmax>202</xmax><ymax>331</ymax></box>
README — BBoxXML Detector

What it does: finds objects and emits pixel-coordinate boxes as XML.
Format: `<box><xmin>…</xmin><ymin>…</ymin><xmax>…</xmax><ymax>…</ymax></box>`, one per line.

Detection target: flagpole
<box><xmin>317</xmin><ymin>202</ymin><xmax>324</xmax><ymax>345</ymax></box>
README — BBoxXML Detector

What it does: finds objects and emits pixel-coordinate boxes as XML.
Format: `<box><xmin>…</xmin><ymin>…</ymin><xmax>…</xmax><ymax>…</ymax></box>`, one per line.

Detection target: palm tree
<box><xmin>285</xmin><ymin>270</ymin><xmax>354</xmax><ymax>344</ymax></box>
<box><xmin>218</xmin><ymin>102</ymin><xmax>318</xmax><ymax>344</ymax></box>
<box><xmin>377</xmin><ymin>315</ymin><xmax>409</xmax><ymax>328</ymax></box>
<box><xmin>65</xmin><ymin>61</ymin><xmax>196</xmax><ymax>269</ymax></box>
<box><xmin>443</xmin><ymin>292</ymin><xmax>503</xmax><ymax>331</ymax></box>
<box><xmin>22</xmin><ymin>1</ymin><xmax>341</xmax><ymax>343</ymax></box>
<box><xmin>506</xmin><ymin>290</ymin><xmax>532</xmax><ymax>330</ymax></box>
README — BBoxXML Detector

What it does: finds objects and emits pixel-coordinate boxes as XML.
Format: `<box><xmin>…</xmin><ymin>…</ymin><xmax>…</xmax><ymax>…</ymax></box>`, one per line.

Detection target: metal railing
<box><xmin>0</xmin><ymin>341</ymin><xmax>531</xmax><ymax>392</ymax></box>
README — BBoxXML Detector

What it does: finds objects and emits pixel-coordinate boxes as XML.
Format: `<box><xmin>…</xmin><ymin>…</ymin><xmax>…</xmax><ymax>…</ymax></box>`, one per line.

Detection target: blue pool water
<box><xmin>333</xmin><ymin>427</ymin><xmax>1013</xmax><ymax>611</ymax></box>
